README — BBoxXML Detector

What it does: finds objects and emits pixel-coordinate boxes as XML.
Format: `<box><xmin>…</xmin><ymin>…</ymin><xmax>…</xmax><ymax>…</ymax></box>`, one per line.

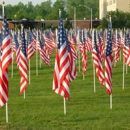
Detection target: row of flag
<box><xmin>0</xmin><ymin>4</ymin><xmax>130</xmax><ymax>109</ymax></box>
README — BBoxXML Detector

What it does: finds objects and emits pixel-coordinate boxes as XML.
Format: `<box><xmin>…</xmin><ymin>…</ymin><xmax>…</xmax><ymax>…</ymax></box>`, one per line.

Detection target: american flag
<box><xmin>26</xmin><ymin>31</ymin><xmax>34</xmax><ymax>61</ymax></box>
<box><xmin>66</xmin><ymin>34</ymin><xmax>77</xmax><ymax>82</ymax></box>
<box><xmin>114</xmin><ymin>33</ymin><xmax>121</xmax><ymax>62</ymax></box>
<box><xmin>19</xmin><ymin>26</ymin><xmax>28</xmax><ymax>94</ymax></box>
<box><xmin>92</xmin><ymin>30</ymin><xmax>104</xmax><ymax>86</ymax></box>
<box><xmin>86</xmin><ymin>31</ymin><xmax>93</xmax><ymax>52</ymax></box>
<box><xmin>123</xmin><ymin>31</ymin><xmax>130</xmax><ymax>66</ymax></box>
<box><xmin>0</xmin><ymin>4</ymin><xmax>12</xmax><ymax>107</ymax></box>
<box><xmin>97</xmin><ymin>32</ymin><xmax>105</xmax><ymax>62</ymax></box>
<box><xmin>81</xmin><ymin>30</ymin><xmax>87</xmax><ymax>75</ymax></box>
<box><xmin>13</xmin><ymin>32</ymin><xmax>20</xmax><ymax>68</ymax></box>
<box><xmin>43</xmin><ymin>30</ymin><xmax>56</xmax><ymax>50</ymax></box>
<box><xmin>104</xmin><ymin>17</ymin><xmax>114</xmax><ymax>95</ymax></box>
<box><xmin>36</xmin><ymin>30</ymin><xmax>41</xmax><ymax>52</ymax></box>
<box><xmin>53</xmin><ymin>11</ymin><xmax>70</xmax><ymax>100</ymax></box>
<box><xmin>39</xmin><ymin>36</ymin><xmax>50</xmax><ymax>66</ymax></box>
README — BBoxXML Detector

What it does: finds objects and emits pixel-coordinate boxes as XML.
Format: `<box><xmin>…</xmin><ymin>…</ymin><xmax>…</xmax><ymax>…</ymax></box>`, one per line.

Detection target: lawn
<box><xmin>0</xmin><ymin>50</ymin><xmax>130</xmax><ymax>130</ymax></box>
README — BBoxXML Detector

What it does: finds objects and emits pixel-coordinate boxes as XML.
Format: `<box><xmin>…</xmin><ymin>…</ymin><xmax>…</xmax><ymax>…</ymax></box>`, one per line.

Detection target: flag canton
<box><xmin>65</xmin><ymin>30</ymin><xmax>71</xmax><ymax>52</ymax></box>
<box><xmin>117</xmin><ymin>33</ymin><xmax>121</xmax><ymax>40</ymax></box>
<box><xmin>14</xmin><ymin>33</ymin><xmax>19</xmax><ymax>50</ymax></box>
<box><xmin>41</xmin><ymin>35</ymin><xmax>45</xmax><ymax>47</ymax></box>
<box><xmin>0</xmin><ymin>33</ymin><xmax>2</xmax><ymax>44</ymax></box>
<box><xmin>125</xmin><ymin>32</ymin><xmax>130</xmax><ymax>47</ymax></box>
<box><xmin>82</xmin><ymin>30</ymin><xmax>86</xmax><ymax>43</ymax></box>
<box><xmin>0</xmin><ymin>32</ymin><xmax>2</xmax><ymax>56</ymax></box>
<box><xmin>57</xmin><ymin>16</ymin><xmax>66</xmax><ymax>49</ymax></box>
<box><xmin>100</xmin><ymin>30</ymin><xmax>104</xmax><ymax>37</ymax></box>
<box><xmin>106</xmin><ymin>21</ymin><xmax>112</xmax><ymax>57</ymax></box>
<box><xmin>87</xmin><ymin>31</ymin><xmax>92</xmax><ymax>40</ymax></box>
<box><xmin>27</xmin><ymin>32</ymin><xmax>32</xmax><ymax>45</ymax></box>
<box><xmin>78</xmin><ymin>30</ymin><xmax>82</xmax><ymax>43</ymax></box>
<box><xmin>2</xmin><ymin>6</ymin><xmax>9</xmax><ymax>39</ymax></box>
<box><xmin>40</xmin><ymin>37</ymin><xmax>44</xmax><ymax>48</ymax></box>
<box><xmin>31</xmin><ymin>30</ymin><xmax>36</xmax><ymax>40</ymax></box>
<box><xmin>72</xmin><ymin>33</ymin><xmax>77</xmax><ymax>44</ymax></box>
<box><xmin>45</xmin><ymin>31</ymin><xmax>50</xmax><ymax>39</ymax></box>
<box><xmin>94</xmin><ymin>31</ymin><xmax>99</xmax><ymax>53</ymax></box>
<box><xmin>98</xmin><ymin>34</ymin><xmax>102</xmax><ymax>44</ymax></box>
<box><xmin>21</xmin><ymin>26</ymin><xmax>26</xmax><ymax>57</ymax></box>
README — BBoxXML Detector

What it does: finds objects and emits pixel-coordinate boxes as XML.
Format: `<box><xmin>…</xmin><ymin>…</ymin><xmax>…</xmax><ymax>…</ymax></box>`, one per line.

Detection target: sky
<box><xmin>3</xmin><ymin>0</ymin><xmax>56</xmax><ymax>6</ymax></box>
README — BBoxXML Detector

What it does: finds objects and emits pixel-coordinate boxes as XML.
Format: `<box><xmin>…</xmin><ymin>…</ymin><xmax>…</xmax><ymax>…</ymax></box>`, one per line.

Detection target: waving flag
<box><xmin>13</xmin><ymin>32</ymin><xmax>20</xmax><ymax>68</ymax></box>
<box><xmin>97</xmin><ymin>32</ymin><xmax>105</xmax><ymax>62</ymax></box>
<box><xmin>19</xmin><ymin>26</ymin><xmax>28</xmax><ymax>94</ymax></box>
<box><xmin>123</xmin><ymin>32</ymin><xmax>130</xmax><ymax>66</ymax></box>
<box><xmin>0</xmin><ymin>4</ymin><xmax>12</xmax><ymax>107</ymax></box>
<box><xmin>53</xmin><ymin>11</ymin><xmax>70</xmax><ymax>100</ymax></box>
<box><xmin>86</xmin><ymin>31</ymin><xmax>93</xmax><ymax>52</ymax></box>
<box><xmin>104</xmin><ymin>17</ymin><xmax>114</xmax><ymax>95</ymax></box>
<box><xmin>39</xmin><ymin>36</ymin><xmax>50</xmax><ymax>66</ymax></box>
<box><xmin>81</xmin><ymin>30</ymin><xmax>88</xmax><ymax>75</ymax></box>
<box><xmin>26</xmin><ymin>31</ymin><xmax>34</xmax><ymax>61</ymax></box>
<box><xmin>92</xmin><ymin>30</ymin><xmax>104</xmax><ymax>86</ymax></box>
<box><xmin>114</xmin><ymin>33</ymin><xmax>121</xmax><ymax>62</ymax></box>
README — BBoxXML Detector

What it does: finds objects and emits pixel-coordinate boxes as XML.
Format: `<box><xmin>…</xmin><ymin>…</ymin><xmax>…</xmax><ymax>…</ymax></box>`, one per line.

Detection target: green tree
<box><xmin>100</xmin><ymin>9</ymin><xmax>130</xmax><ymax>29</ymax></box>
<box><xmin>64</xmin><ymin>18</ymin><xmax>72</xmax><ymax>29</ymax></box>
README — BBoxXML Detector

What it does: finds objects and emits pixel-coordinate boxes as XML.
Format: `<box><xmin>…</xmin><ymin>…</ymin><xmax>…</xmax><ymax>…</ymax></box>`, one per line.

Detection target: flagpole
<box><xmin>123</xmin><ymin>58</ymin><xmax>125</xmax><ymax>89</ymax></box>
<box><xmin>36</xmin><ymin>49</ymin><xmax>38</xmax><ymax>75</ymax></box>
<box><xmin>114</xmin><ymin>29</ymin><xmax>117</xmax><ymax>67</ymax></box>
<box><xmin>39</xmin><ymin>30</ymin><xmax>42</xmax><ymax>69</ymax></box>
<box><xmin>110</xmin><ymin>94</ymin><xmax>112</xmax><ymax>109</ymax></box>
<box><xmin>40</xmin><ymin>54</ymin><xmax>42</xmax><ymax>68</ymax></box>
<box><xmin>63</xmin><ymin>98</ymin><xmax>66</xmax><ymax>115</ymax></box>
<box><xmin>126</xmin><ymin>64</ymin><xmax>127</xmax><ymax>74</ymax></box>
<box><xmin>11</xmin><ymin>51</ymin><xmax>13</xmax><ymax>78</ymax></box>
<box><xmin>83</xmin><ymin>74</ymin><xmax>85</xmax><ymax>80</ymax></box>
<box><xmin>29</xmin><ymin>59</ymin><xmax>30</xmax><ymax>85</ymax></box>
<box><xmin>6</xmin><ymin>102</ymin><xmax>8</xmax><ymax>123</ymax></box>
<box><xmin>78</xmin><ymin>50</ymin><xmax>80</xmax><ymax>72</ymax></box>
<box><xmin>120</xmin><ymin>30</ymin><xmax>123</xmax><ymax>61</ymax></box>
<box><xmin>24</xmin><ymin>90</ymin><xmax>25</xmax><ymax>99</ymax></box>
<box><xmin>36</xmin><ymin>30</ymin><xmax>38</xmax><ymax>76</ymax></box>
<box><xmin>93</xmin><ymin>62</ymin><xmax>96</xmax><ymax>92</ymax></box>
<box><xmin>92</xmin><ymin>30</ymin><xmax>96</xmax><ymax>92</ymax></box>
<box><xmin>120</xmin><ymin>49</ymin><xmax>121</xmax><ymax>61</ymax></box>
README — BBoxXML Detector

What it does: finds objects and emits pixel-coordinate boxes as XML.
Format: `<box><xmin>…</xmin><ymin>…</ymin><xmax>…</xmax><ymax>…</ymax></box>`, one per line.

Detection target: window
<box><xmin>113</xmin><ymin>0</ymin><xmax>116</xmax><ymax>3</ymax></box>
<box><xmin>109</xmin><ymin>1</ymin><xmax>112</xmax><ymax>5</ymax></box>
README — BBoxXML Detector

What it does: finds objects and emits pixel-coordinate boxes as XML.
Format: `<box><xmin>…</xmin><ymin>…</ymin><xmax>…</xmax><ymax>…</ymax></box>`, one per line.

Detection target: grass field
<box><xmin>0</xmin><ymin>50</ymin><xmax>130</xmax><ymax>130</ymax></box>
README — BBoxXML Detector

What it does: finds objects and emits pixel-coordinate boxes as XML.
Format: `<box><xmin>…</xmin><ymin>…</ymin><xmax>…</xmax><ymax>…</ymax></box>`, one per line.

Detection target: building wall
<box><xmin>0</xmin><ymin>21</ymin><xmax>14</xmax><ymax>29</ymax></box>
<box><xmin>99</xmin><ymin>0</ymin><xmax>130</xmax><ymax>19</ymax></box>
<box><xmin>0</xmin><ymin>20</ymin><xmax>101</xmax><ymax>30</ymax></box>
<box><xmin>107</xmin><ymin>0</ymin><xmax>116</xmax><ymax>12</ymax></box>
<box><xmin>99</xmin><ymin>0</ymin><xmax>107</xmax><ymax>19</ymax></box>
<box><xmin>117</xmin><ymin>0</ymin><xmax>130</xmax><ymax>12</ymax></box>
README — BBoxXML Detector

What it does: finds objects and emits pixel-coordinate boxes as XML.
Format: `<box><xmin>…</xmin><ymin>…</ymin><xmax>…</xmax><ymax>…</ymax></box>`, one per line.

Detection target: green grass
<box><xmin>0</xmin><ymin>51</ymin><xmax>130</xmax><ymax>130</ymax></box>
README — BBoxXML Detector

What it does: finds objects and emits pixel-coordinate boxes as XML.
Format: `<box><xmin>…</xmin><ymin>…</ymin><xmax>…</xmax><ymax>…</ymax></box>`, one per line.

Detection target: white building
<box><xmin>99</xmin><ymin>0</ymin><xmax>130</xmax><ymax>19</ymax></box>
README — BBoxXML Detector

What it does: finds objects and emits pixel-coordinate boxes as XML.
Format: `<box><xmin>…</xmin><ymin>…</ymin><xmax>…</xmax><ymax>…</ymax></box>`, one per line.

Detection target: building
<box><xmin>99</xmin><ymin>0</ymin><xmax>107</xmax><ymax>20</ymax></box>
<box><xmin>0</xmin><ymin>19</ymin><xmax>101</xmax><ymax>29</ymax></box>
<box><xmin>99</xmin><ymin>0</ymin><xmax>130</xmax><ymax>19</ymax></box>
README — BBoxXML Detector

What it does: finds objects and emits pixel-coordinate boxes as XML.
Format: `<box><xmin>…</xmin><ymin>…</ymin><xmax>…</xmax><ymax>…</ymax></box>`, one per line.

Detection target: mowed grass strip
<box><xmin>0</xmin><ymin>51</ymin><xmax>130</xmax><ymax>130</ymax></box>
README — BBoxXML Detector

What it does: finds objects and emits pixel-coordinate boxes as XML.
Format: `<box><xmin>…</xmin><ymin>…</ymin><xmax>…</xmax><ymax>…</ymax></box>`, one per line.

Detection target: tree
<box><xmin>64</xmin><ymin>18</ymin><xmax>72</xmax><ymax>29</ymax></box>
<box><xmin>99</xmin><ymin>9</ymin><xmax>130</xmax><ymax>29</ymax></box>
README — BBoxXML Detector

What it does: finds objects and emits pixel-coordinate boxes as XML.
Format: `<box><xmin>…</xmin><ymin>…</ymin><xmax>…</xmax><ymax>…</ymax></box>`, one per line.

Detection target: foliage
<box><xmin>64</xmin><ymin>18</ymin><xmax>72</xmax><ymax>30</ymax></box>
<box><xmin>35</xmin><ymin>15</ymin><xmax>43</xmax><ymax>20</ymax></box>
<box><xmin>3</xmin><ymin>0</ymin><xmax>99</xmax><ymax>21</ymax></box>
<box><xmin>100</xmin><ymin>9</ymin><xmax>130</xmax><ymax>29</ymax></box>
<box><xmin>44</xmin><ymin>24</ymin><xmax>58</xmax><ymax>30</ymax></box>
<box><xmin>2</xmin><ymin>0</ymin><xmax>130</xmax><ymax>29</ymax></box>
